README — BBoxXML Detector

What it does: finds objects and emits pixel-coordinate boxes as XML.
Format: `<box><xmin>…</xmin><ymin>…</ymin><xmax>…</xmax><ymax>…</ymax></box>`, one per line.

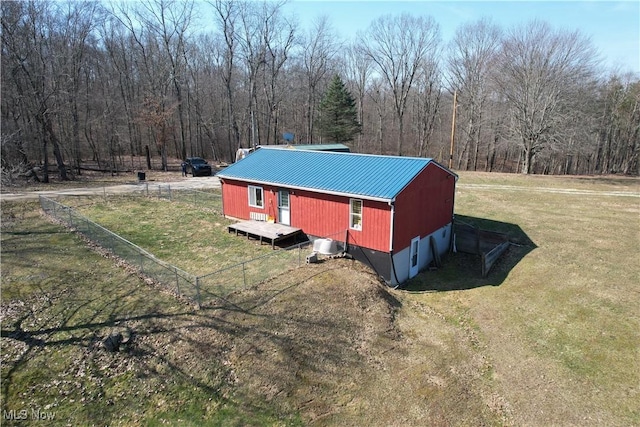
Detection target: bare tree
<box><xmin>447</xmin><ymin>18</ymin><xmax>501</xmax><ymax>169</ymax></box>
<box><xmin>1</xmin><ymin>0</ymin><xmax>72</xmax><ymax>181</ymax></box>
<box><xmin>189</xmin><ymin>34</ymin><xmax>227</xmax><ymax>161</ymax></box>
<box><xmin>110</xmin><ymin>0</ymin><xmax>186</xmax><ymax>171</ymax></box>
<box><xmin>368</xmin><ymin>78</ymin><xmax>390</xmax><ymax>154</ymax></box>
<box><xmin>235</xmin><ymin>1</ymin><xmax>288</xmax><ymax>148</ymax></box>
<box><xmin>50</xmin><ymin>2</ymin><xmax>102</xmax><ymax>176</ymax></box>
<box><xmin>412</xmin><ymin>58</ymin><xmax>442</xmax><ymax>157</ymax></box>
<box><xmin>136</xmin><ymin>0</ymin><xmax>194</xmax><ymax>161</ymax></box>
<box><xmin>301</xmin><ymin>16</ymin><xmax>340</xmax><ymax>143</ymax></box>
<box><xmin>594</xmin><ymin>73</ymin><xmax>640</xmax><ymax>175</ymax></box>
<box><xmin>494</xmin><ymin>20</ymin><xmax>599</xmax><ymax>174</ymax></box>
<box><xmin>101</xmin><ymin>15</ymin><xmax>144</xmax><ymax>169</ymax></box>
<box><xmin>343</xmin><ymin>43</ymin><xmax>372</xmax><ymax>151</ymax></box>
<box><xmin>360</xmin><ymin>13</ymin><xmax>440</xmax><ymax>155</ymax></box>
<box><xmin>483</xmin><ymin>95</ymin><xmax>509</xmax><ymax>172</ymax></box>
<box><xmin>259</xmin><ymin>6</ymin><xmax>296</xmax><ymax>145</ymax></box>
<box><xmin>237</xmin><ymin>1</ymin><xmax>263</xmax><ymax>148</ymax></box>
<box><xmin>211</xmin><ymin>0</ymin><xmax>241</xmax><ymax>155</ymax></box>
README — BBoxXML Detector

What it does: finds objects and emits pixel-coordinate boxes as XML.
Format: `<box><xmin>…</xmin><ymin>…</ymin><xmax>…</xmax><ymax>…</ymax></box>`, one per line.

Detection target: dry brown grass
<box><xmin>180</xmin><ymin>259</ymin><xmax>510</xmax><ymax>426</ymax></box>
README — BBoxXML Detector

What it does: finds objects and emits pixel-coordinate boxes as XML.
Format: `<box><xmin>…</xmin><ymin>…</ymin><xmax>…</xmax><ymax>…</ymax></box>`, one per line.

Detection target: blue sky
<box><xmin>281</xmin><ymin>0</ymin><xmax>640</xmax><ymax>75</ymax></box>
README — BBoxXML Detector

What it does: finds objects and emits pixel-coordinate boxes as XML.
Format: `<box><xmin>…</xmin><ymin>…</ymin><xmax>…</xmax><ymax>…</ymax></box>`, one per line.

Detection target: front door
<box><xmin>409</xmin><ymin>236</ymin><xmax>420</xmax><ymax>278</ymax></box>
<box><xmin>278</xmin><ymin>190</ymin><xmax>290</xmax><ymax>225</ymax></box>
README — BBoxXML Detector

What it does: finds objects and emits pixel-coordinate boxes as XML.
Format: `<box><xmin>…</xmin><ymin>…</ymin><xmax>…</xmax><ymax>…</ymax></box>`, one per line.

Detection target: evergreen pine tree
<box><xmin>317</xmin><ymin>75</ymin><xmax>362</xmax><ymax>143</ymax></box>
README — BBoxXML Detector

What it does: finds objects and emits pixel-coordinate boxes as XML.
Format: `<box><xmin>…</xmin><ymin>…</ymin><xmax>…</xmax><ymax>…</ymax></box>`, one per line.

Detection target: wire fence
<box><xmin>118</xmin><ymin>184</ymin><xmax>223</xmax><ymax>213</ymax></box>
<box><xmin>195</xmin><ymin>230</ymin><xmax>347</xmax><ymax>305</ymax></box>
<box><xmin>39</xmin><ymin>194</ymin><xmax>345</xmax><ymax>307</ymax></box>
<box><xmin>52</xmin><ymin>183</ymin><xmax>223</xmax><ymax>213</ymax></box>
<box><xmin>39</xmin><ymin>195</ymin><xmax>199</xmax><ymax>301</ymax></box>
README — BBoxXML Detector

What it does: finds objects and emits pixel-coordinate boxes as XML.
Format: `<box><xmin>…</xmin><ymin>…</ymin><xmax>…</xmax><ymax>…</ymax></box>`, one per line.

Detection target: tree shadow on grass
<box><xmin>1</xmin><ymin>262</ymin><xmax>373</xmax><ymax>424</ymax></box>
<box><xmin>403</xmin><ymin>215</ymin><xmax>537</xmax><ymax>292</ymax></box>
<box><xmin>0</xmin><ymin>280</ymin><xmax>237</xmax><ymax>424</ymax></box>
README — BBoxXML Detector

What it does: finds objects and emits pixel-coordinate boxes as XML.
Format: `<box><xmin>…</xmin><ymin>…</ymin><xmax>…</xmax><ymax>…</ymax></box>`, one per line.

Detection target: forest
<box><xmin>1</xmin><ymin>0</ymin><xmax>638</xmax><ymax>183</ymax></box>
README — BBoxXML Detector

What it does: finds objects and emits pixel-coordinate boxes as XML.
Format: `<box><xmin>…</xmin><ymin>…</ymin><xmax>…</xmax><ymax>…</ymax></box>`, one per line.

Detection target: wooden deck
<box><xmin>227</xmin><ymin>221</ymin><xmax>304</xmax><ymax>249</ymax></box>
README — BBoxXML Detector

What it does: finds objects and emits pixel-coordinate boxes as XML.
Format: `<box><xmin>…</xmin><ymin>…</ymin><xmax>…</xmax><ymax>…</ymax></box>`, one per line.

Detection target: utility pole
<box><xmin>449</xmin><ymin>90</ymin><xmax>457</xmax><ymax>169</ymax></box>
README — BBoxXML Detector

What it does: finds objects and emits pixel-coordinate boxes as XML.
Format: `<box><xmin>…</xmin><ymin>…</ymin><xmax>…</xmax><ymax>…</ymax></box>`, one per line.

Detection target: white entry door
<box><xmin>409</xmin><ymin>236</ymin><xmax>420</xmax><ymax>278</ymax></box>
<box><xmin>278</xmin><ymin>190</ymin><xmax>290</xmax><ymax>225</ymax></box>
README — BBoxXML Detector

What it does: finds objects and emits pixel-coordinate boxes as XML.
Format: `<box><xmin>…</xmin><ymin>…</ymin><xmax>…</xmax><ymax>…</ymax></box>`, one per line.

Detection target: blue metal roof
<box><xmin>216</xmin><ymin>147</ymin><xmax>437</xmax><ymax>201</ymax></box>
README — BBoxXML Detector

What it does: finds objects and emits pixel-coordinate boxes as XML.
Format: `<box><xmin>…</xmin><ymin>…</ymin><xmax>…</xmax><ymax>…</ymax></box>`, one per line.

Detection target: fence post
<box><xmin>195</xmin><ymin>276</ymin><xmax>201</xmax><ymax>308</ymax></box>
<box><xmin>175</xmin><ymin>268</ymin><xmax>180</xmax><ymax>295</ymax></box>
<box><xmin>168</xmin><ymin>185</ymin><xmax>172</xmax><ymax>201</ymax></box>
<box><xmin>139</xmin><ymin>252</ymin><xmax>144</xmax><ymax>274</ymax></box>
<box><xmin>242</xmin><ymin>262</ymin><xmax>247</xmax><ymax>288</ymax></box>
<box><xmin>344</xmin><ymin>229</ymin><xmax>349</xmax><ymax>252</ymax></box>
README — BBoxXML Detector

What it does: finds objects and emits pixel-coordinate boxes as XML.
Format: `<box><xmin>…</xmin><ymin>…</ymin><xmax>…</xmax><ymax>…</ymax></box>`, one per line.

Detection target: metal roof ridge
<box><xmin>257</xmin><ymin>145</ymin><xmax>434</xmax><ymax>162</ymax></box>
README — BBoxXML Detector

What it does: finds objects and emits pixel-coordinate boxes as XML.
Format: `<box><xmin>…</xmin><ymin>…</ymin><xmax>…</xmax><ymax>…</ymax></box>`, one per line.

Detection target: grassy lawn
<box><xmin>1</xmin><ymin>173</ymin><xmax>638</xmax><ymax>426</ymax></box>
<box><xmin>71</xmin><ymin>196</ymin><xmax>275</xmax><ymax>274</ymax></box>
<box><xmin>455</xmin><ymin>170</ymin><xmax>640</xmax><ymax>191</ymax></box>
<box><xmin>69</xmin><ymin>195</ymin><xmax>306</xmax><ymax>301</ymax></box>
<box><xmin>404</xmin><ymin>172</ymin><xmax>640</xmax><ymax>425</ymax></box>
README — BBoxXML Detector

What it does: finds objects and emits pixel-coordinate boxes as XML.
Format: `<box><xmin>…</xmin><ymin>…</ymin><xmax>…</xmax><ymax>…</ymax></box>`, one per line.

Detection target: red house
<box><xmin>216</xmin><ymin>147</ymin><xmax>457</xmax><ymax>285</ymax></box>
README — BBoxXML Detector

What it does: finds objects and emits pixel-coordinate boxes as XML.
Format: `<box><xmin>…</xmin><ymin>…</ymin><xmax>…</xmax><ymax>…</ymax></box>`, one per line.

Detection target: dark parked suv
<box><xmin>185</xmin><ymin>157</ymin><xmax>212</xmax><ymax>176</ymax></box>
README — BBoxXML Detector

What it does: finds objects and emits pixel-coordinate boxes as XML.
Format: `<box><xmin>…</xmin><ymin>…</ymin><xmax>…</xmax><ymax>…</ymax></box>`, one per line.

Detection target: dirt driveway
<box><xmin>0</xmin><ymin>176</ymin><xmax>221</xmax><ymax>202</ymax></box>
<box><xmin>4</xmin><ymin>177</ymin><xmax>637</xmax><ymax>203</ymax></box>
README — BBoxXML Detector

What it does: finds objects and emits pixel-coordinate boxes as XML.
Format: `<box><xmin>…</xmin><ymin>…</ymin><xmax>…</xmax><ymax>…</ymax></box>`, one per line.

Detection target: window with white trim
<box><xmin>248</xmin><ymin>185</ymin><xmax>264</xmax><ymax>208</ymax></box>
<box><xmin>350</xmin><ymin>199</ymin><xmax>363</xmax><ymax>230</ymax></box>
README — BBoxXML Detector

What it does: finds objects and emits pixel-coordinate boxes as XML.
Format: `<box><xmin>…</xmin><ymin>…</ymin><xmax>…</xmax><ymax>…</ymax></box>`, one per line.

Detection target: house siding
<box><xmin>290</xmin><ymin>190</ymin><xmax>346</xmax><ymax>238</ymax></box>
<box><xmin>221</xmin><ymin>179</ymin><xmax>391</xmax><ymax>252</ymax></box>
<box><xmin>392</xmin><ymin>163</ymin><xmax>455</xmax><ymax>252</ymax></box>
<box><xmin>291</xmin><ymin>190</ymin><xmax>391</xmax><ymax>252</ymax></box>
<box><xmin>287</xmin><ymin>190</ymin><xmax>391</xmax><ymax>252</ymax></box>
<box><xmin>222</xmin><ymin>179</ymin><xmax>280</xmax><ymax>221</ymax></box>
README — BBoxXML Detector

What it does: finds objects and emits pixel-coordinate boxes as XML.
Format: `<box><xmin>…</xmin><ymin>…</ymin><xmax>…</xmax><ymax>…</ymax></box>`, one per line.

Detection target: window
<box><xmin>248</xmin><ymin>185</ymin><xmax>264</xmax><ymax>208</ymax></box>
<box><xmin>350</xmin><ymin>199</ymin><xmax>362</xmax><ymax>230</ymax></box>
<box><xmin>411</xmin><ymin>239</ymin><xmax>419</xmax><ymax>268</ymax></box>
<box><xmin>278</xmin><ymin>190</ymin><xmax>289</xmax><ymax>208</ymax></box>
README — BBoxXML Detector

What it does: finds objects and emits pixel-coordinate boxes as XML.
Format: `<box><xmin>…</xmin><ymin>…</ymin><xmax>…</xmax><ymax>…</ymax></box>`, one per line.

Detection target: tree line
<box><xmin>1</xmin><ymin>0</ymin><xmax>638</xmax><ymax>183</ymax></box>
